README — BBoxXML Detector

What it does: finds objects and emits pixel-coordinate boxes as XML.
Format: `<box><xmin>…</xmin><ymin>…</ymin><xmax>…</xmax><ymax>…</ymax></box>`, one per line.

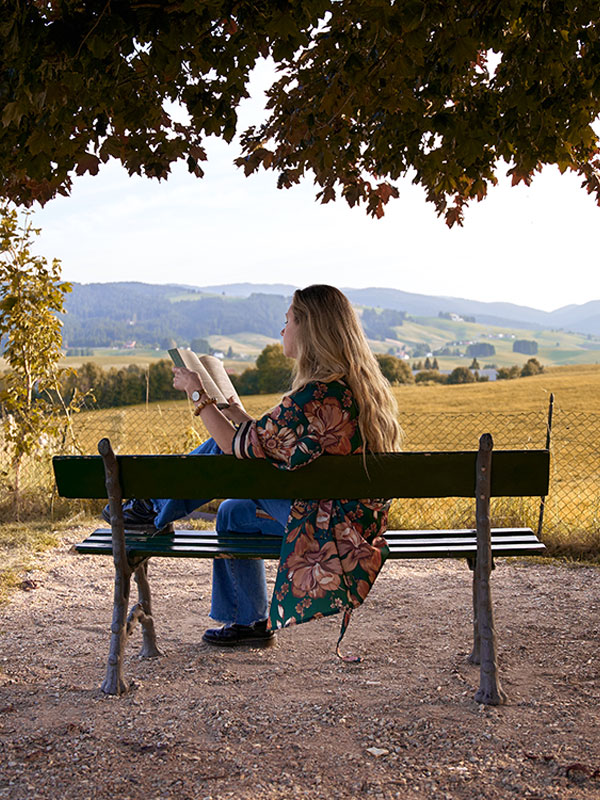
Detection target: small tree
<box><xmin>470</xmin><ymin>357</ymin><xmax>481</xmax><ymax>370</ymax></box>
<box><xmin>447</xmin><ymin>367</ymin><xmax>476</xmax><ymax>385</ymax></box>
<box><xmin>513</xmin><ymin>340</ymin><xmax>538</xmax><ymax>355</ymax></box>
<box><xmin>190</xmin><ymin>337</ymin><xmax>211</xmax><ymax>354</ymax></box>
<box><xmin>376</xmin><ymin>354</ymin><xmax>414</xmax><ymax>385</ymax></box>
<box><xmin>232</xmin><ymin>368</ymin><xmax>261</xmax><ymax>396</ymax></box>
<box><xmin>496</xmin><ymin>365</ymin><xmax>522</xmax><ymax>380</ymax></box>
<box><xmin>415</xmin><ymin>370</ymin><xmax>447</xmax><ymax>384</ymax></box>
<box><xmin>466</xmin><ymin>343</ymin><xmax>495</xmax><ymax>358</ymax></box>
<box><xmin>521</xmin><ymin>358</ymin><xmax>544</xmax><ymax>377</ymax></box>
<box><xmin>254</xmin><ymin>344</ymin><xmax>294</xmax><ymax>394</ymax></box>
<box><xmin>0</xmin><ymin>204</ymin><xmax>72</xmax><ymax>514</ymax></box>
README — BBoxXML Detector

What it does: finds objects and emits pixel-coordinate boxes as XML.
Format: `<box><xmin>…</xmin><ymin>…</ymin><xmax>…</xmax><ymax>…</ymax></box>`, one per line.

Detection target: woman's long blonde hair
<box><xmin>289</xmin><ymin>285</ymin><xmax>402</xmax><ymax>452</ymax></box>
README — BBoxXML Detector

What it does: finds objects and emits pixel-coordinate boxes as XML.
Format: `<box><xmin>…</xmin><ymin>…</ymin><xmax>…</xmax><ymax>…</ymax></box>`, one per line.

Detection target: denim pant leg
<box><xmin>211</xmin><ymin>498</ymin><xmax>291</xmax><ymax>626</ymax></box>
<box><xmin>152</xmin><ymin>437</ymin><xmax>222</xmax><ymax>529</ymax></box>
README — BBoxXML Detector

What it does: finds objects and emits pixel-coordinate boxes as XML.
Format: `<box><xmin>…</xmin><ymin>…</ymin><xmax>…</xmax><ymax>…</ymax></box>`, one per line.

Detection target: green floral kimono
<box><xmin>232</xmin><ymin>379</ymin><xmax>391</xmax><ymax>652</ymax></box>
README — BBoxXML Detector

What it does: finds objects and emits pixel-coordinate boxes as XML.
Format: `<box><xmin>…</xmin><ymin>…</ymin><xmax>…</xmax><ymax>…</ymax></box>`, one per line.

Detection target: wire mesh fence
<box><xmin>1</xmin><ymin>402</ymin><xmax>599</xmax><ymax>556</ymax></box>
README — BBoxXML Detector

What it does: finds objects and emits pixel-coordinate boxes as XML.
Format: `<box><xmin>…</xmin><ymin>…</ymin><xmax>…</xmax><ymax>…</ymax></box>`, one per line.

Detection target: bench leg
<box><xmin>467</xmin><ymin>559</ymin><xmax>480</xmax><ymax>665</ymax></box>
<box><xmin>101</xmin><ymin>560</ymin><xmax>132</xmax><ymax>696</ymax></box>
<box><xmin>474</xmin><ymin>434</ymin><xmax>507</xmax><ymax>706</ymax></box>
<box><xmin>129</xmin><ymin>559</ymin><xmax>163</xmax><ymax>659</ymax></box>
<box><xmin>99</xmin><ymin>437</ymin><xmax>133</xmax><ymax>696</ymax></box>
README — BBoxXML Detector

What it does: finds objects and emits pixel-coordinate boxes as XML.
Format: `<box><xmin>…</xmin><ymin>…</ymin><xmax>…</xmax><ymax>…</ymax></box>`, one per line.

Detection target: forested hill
<box><xmin>61</xmin><ymin>282</ymin><xmax>600</xmax><ymax>349</ymax></box>
<box><xmin>62</xmin><ymin>283</ymin><xmax>290</xmax><ymax>348</ymax></box>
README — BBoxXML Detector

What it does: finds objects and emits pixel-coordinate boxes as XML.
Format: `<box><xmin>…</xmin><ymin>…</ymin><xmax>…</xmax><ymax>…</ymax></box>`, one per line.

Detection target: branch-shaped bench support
<box><xmin>473</xmin><ymin>434</ymin><xmax>507</xmax><ymax>706</ymax></box>
<box><xmin>98</xmin><ymin>438</ymin><xmax>162</xmax><ymax>696</ymax></box>
<box><xmin>130</xmin><ymin>558</ymin><xmax>163</xmax><ymax>659</ymax></box>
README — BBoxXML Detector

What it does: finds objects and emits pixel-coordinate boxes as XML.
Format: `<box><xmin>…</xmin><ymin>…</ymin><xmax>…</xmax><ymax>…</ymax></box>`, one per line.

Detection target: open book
<box><xmin>168</xmin><ymin>348</ymin><xmax>241</xmax><ymax>410</ymax></box>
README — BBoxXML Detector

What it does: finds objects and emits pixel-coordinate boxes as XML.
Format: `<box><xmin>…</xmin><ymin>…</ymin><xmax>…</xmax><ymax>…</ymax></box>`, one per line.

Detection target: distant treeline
<box><xmin>61</xmin><ymin>360</ymin><xmax>182</xmax><ymax>408</ymax></box>
<box><xmin>59</xmin><ymin>348</ymin><xmax>297</xmax><ymax>409</ymax></box>
<box><xmin>57</xmin><ymin>348</ymin><xmax>421</xmax><ymax>410</ymax></box>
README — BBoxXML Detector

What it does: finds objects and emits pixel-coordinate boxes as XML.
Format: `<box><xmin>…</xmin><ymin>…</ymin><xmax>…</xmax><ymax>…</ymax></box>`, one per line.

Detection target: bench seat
<box><xmin>75</xmin><ymin>526</ymin><xmax>545</xmax><ymax>561</ymax></box>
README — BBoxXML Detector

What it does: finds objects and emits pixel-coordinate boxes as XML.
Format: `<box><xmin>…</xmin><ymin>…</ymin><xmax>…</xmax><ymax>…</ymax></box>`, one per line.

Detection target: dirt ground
<box><xmin>0</xmin><ymin>526</ymin><xmax>599</xmax><ymax>800</ymax></box>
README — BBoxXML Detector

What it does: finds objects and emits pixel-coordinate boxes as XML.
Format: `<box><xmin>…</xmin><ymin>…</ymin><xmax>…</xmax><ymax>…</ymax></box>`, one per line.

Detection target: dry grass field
<box><xmin>392</xmin><ymin>364</ymin><xmax>600</xmax><ymax>414</ymax></box>
<box><xmin>53</xmin><ymin>364</ymin><xmax>599</xmax><ymax>560</ymax></box>
<box><xmin>0</xmin><ymin>364</ymin><xmax>598</xmax><ymax>599</ymax></box>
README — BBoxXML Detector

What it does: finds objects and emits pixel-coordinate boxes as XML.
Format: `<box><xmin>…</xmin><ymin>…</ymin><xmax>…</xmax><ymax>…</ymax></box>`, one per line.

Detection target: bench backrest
<box><xmin>53</xmin><ymin>450</ymin><xmax>550</xmax><ymax>500</ymax></box>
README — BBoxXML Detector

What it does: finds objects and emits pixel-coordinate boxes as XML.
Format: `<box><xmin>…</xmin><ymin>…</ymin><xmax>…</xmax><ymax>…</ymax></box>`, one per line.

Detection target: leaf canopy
<box><xmin>1</xmin><ymin>1</ymin><xmax>599</xmax><ymax>225</ymax></box>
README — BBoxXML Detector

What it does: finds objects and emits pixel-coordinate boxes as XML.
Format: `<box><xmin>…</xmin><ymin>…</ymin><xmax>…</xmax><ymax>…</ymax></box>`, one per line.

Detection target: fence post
<box><xmin>537</xmin><ymin>393</ymin><xmax>554</xmax><ymax>538</ymax></box>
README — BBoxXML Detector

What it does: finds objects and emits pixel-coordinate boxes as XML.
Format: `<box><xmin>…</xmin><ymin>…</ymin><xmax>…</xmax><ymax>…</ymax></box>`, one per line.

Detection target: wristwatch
<box><xmin>191</xmin><ymin>390</ymin><xmax>202</xmax><ymax>403</ymax></box>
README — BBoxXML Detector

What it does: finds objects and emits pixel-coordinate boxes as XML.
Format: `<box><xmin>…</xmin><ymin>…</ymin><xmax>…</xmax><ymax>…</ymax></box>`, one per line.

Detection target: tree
<box><xmin>232</xmin><ymin>343</ymin><xmax>294</xmax><ymax>395</ymax></box>
<box><xmin>521</xmin><ymin>358</ymin><xmax>544</xmax><ymax>377</ymax></box>
<box><xmin>470</xmin><ymin>357</ymin><xmax>481</xmax><ymax>370</ymax></box>
<box><xmin>190</xmin><ymin>338</ymin><xmax>211</xmax><ymax>355</ymax></box>
<box><xmin>255</xmin><ymin>343</ymin><xmax>294</xmax><ymax>393</ymax></box>
<box><xmin>447</xmin><ymin>367</ymin><xmax>476</xmax><ymax>385</ymax></box>
<box><xmin>0</xmin><ymin>204</ymin><xmax>72</xmax><ymax>513</ymax></box>
<box><xmin>232</xmin><ymin>368</ymin><xmax>261</xmax><ymax>396</ymax></box>
<box><xmin>513</xmin><ymin>340</ymin><xmax>539</xmax><ymax>355</ymax></box>
<box><xmin>496</xmin><ymin>365</ymin><xmax>522</xmax><ymax>380</ymax></box>
<box><xmin>375</xmin><ymin>354</ymin><xmax>414</xmax><ymax>385</ymax></box>
<box><xmin>2</xmin><ymin>2</ymin><xmax>599</xmax><ymax>226</ymax></box>
<box><xmin>415</xmin><ymin>370</ymin><xmax>447</xmax><ymax>384</ymax></box>
<box><xmin>466</xmin><ymin>343</ymin><xmax>496</xmax><ymax>358</ymax></box>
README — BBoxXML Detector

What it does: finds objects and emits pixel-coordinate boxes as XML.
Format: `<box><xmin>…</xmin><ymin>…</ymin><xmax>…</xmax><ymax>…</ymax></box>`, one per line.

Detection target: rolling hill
<box><xmin>60</xmin><ymin>281</ymin><xmax>600</xmax><ymax>366</ymax></box>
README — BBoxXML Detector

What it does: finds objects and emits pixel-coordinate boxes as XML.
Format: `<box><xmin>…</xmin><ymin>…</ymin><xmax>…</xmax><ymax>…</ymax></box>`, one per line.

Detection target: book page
<box><xmin>199</xmin><ymin>355</ymin><xmax>242</xmax><ymax>408</ymax></box>
<box><xmin>168</xmin><ymin>348</ymin><xmax>227</xmax><ymax>406</ymax></box>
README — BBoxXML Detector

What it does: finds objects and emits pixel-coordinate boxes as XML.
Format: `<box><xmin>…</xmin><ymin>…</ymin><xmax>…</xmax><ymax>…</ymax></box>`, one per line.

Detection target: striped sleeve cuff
<box><xmin>232</xmin><ymin>419</ymin><xmax>254</xmax><ymax>459</ymax></box>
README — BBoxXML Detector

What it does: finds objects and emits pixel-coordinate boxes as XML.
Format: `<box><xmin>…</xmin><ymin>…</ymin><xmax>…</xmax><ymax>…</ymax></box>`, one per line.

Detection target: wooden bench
<box><xmin>52</xmin><ymin>434</ymin><xmax>549</xmax><ymax>704</ymax></box>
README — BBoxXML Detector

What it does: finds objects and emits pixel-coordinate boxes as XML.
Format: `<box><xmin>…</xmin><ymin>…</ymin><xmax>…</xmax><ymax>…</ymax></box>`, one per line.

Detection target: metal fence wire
<box><xmin>2</xmin><ymin>404</ymin><xmax>599</xmax><ymax>551</ymax></box>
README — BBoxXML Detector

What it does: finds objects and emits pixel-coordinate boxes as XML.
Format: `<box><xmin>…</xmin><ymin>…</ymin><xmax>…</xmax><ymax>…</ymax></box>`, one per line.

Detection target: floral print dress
<box><xmin>232</xmin><ymin>380</ymin><xmax>391</xmax><ymax>648</ymax></box>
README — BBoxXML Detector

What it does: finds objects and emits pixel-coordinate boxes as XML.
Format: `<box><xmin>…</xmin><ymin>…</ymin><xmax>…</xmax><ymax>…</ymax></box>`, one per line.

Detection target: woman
<box><xmin>111</xmin><ymin>286</ymin><xmax>402</xmax><ymax>652</ymax></box>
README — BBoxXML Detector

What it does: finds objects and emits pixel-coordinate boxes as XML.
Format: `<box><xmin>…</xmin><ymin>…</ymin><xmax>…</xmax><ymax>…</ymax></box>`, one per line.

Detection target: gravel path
<box><xmin>1</xmin><ymin>527</ymin><xmax>599</xmax><ymax>799</ymax></box>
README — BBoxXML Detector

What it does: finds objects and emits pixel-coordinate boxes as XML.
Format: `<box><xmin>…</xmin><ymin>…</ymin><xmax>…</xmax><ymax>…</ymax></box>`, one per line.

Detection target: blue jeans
<box><xmin>151</xmin><ymin>438</ymin><xmax>291</xmax><ymax>626</ymax></box>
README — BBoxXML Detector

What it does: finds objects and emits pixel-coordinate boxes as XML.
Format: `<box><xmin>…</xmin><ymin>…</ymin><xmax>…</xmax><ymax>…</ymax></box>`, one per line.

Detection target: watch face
<box><xmin>191</xmin><ymin>390</ymin><xmax>201</xmax><ymax>402</ymax></box>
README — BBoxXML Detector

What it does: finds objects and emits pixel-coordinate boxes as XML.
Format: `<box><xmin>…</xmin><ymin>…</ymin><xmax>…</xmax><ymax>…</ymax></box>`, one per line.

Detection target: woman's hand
<box><xmin>221</xmin><ymin>395</ymin><xmax>253</xmax><ymax>424</ymax></box>
<box><xmin>172</xmin><ymin>367</ymin><xmax>204</xmax><ymax>398</ymax></box>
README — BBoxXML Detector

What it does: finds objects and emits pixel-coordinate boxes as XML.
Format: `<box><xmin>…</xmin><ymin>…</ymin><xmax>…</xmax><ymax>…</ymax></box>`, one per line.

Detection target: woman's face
<box><xmin>281</xmin><ymin>305</ymin><xmax>300</xmax><ymax>359</ymax></box>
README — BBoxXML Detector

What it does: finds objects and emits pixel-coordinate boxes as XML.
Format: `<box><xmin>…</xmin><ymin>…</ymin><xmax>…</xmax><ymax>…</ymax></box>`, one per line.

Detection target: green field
<box><xmin>382</xmin><ymin>316</ymin><xmax>600</xmax><ymax>369</ymax></box>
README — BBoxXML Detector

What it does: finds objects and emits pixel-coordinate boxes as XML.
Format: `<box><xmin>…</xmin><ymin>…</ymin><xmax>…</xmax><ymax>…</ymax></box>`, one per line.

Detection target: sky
<box><xmin>32</xmin><ymin>62</ymin><xmax>600</xmax><ymax>314</ymax></box>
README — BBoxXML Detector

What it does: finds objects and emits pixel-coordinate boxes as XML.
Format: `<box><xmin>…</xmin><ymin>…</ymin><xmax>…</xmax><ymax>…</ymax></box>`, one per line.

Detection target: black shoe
<box><xmin>101</xmin><ymin>498</ymin><xmax>157</xmax><ymax>527</ymax></box>
<box><xmin>202</xmin><ymin>620</ymin><xmax>275</xmax><ymax>647</ymax></box>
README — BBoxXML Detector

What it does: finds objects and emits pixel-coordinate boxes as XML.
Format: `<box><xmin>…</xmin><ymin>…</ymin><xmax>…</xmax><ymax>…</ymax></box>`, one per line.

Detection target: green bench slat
<box><xmin>53</xmin><ymin>450</ymin><xmax>550</xmax><ymax>500</ymax></box>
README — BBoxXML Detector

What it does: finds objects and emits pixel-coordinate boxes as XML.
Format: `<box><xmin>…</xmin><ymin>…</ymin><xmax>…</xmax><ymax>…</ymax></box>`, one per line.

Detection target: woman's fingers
<box><xmin>172</xmin><ymin>367</ymin><xmax>204</xmax><ymax>394</ymax></box>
